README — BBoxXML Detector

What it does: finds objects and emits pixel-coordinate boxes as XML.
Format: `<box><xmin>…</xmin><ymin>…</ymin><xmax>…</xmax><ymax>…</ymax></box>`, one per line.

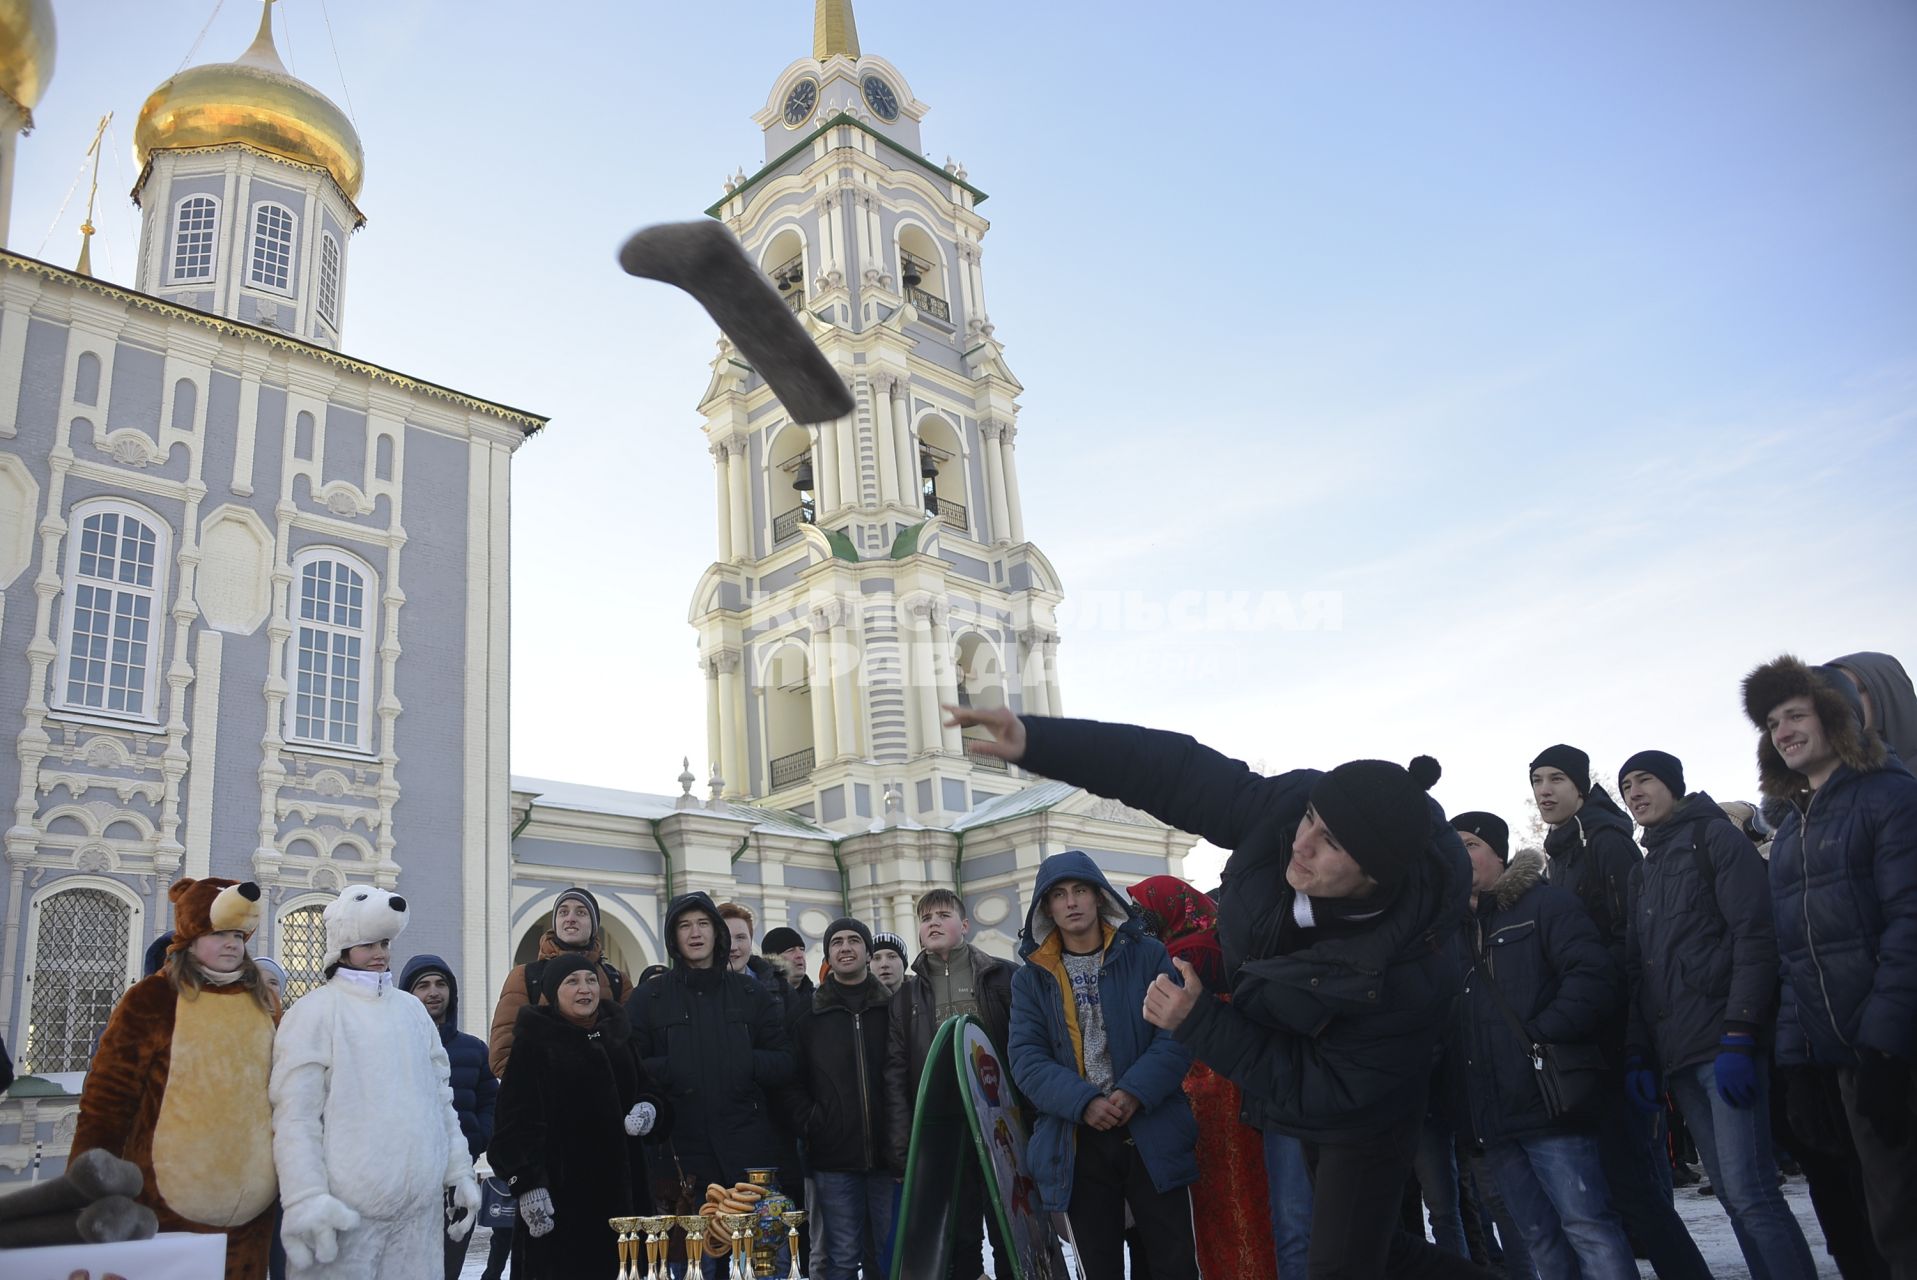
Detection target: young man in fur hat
<box><xmin>1529</xmin><ymin>743</ymin><xmax>1711</xmax><ymax>1280</ymax></box>
<box><xmin>1617</xmin><ymin>749</ymin><xmax>1818</xmax><ymax>1280</ymax></box>
<box><xmin>1745</xmin><ymin>654</ymin><xmax>1917</xmax><ymax>1276</ymax></box>
<box><xmin>488</xmin><ymin>886</ymin><xmax>626</xmax><ymax>1077</ymax></box>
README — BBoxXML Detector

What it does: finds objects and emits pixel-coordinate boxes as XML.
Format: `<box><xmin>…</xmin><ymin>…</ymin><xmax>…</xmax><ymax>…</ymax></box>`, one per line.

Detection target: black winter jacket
<box><xmin>883</xmin><ymin>943</ymin><xmax>1013</xmax><ymax>1173</ymax></box>
<box><xmin>488</xmin><ymin>1001</ymin><xmax>666</xmax><ymax>1280</ymax></box>
<box><xmin>1454</xmin><ymin>852</ymin><xmax>1621</xmax><ymax>1143</ymax></box>
<box><xmin>1017</xmin><ymin>714</ymin><xmax>1471</xmax><ymax>1142</ymax></box>
<box><xmin>625</xmin><ymin>892</ymin><xmax>796</xmax><ymax>1190</ymax></box>
<box><xmin>398</xmin><ymin>953</ymin><xmax>498</xmax><ymax>1160</ymax></box>
<box><xmin>781</xmin><ymin>974</ymin><xmax>891</xmax><ymax>1173</ymax></box>
<box><xmin>1541</xmin><ymin>787</ymin><xmax>1641</xmax><ymax>969</ymax></box>
<box><xmin>1626</xmin><ymin>793</ymin><xmax>1777</xmax><ymax>1073</ymax></box>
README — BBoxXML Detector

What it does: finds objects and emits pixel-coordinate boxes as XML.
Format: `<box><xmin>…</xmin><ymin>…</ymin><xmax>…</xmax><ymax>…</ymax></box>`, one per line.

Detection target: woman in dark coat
<box><xmin>489</xmin><ymin>954</ymin><xmax>669</xmax><ymax>1280</ymax></box>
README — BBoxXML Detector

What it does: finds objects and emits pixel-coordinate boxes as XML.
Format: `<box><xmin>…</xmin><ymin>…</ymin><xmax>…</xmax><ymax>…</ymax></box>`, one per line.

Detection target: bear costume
<box><xmin>270</xmin><ymin>886</ymin><xmax>479</xmax><ymax>1279</ymax></box>
<box><xmin>70</xmin><ymin>876</ymin><xmax>279</xmax><ymax>1280</ymax></box>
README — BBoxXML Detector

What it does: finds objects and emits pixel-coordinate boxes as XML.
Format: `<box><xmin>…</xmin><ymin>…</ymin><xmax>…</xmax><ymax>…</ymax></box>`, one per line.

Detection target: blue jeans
<box><xmin>1668</xmin><ymin>1059</ymin><xmax>1819</xmax><ymax>1280</ymax></box>
<box><xmin>1263</xmin><ymin>1129</ymin><xmax>1313</xmax><ymax>1280</ymax></box>
<box><xmin>814</xmin><ymin>1169</ymin><xmax>896</xmax><ymax>1280</ymax></box>
<box><xmin>1414</xmin><ymin>1119</ymin><xmax>1470</xmax><ymax>1258</ymax></box>
<box><xmin>1485</xmin><ymin>1132</ymin><xmax>1638</xmax><ymax>1280</ymax></box>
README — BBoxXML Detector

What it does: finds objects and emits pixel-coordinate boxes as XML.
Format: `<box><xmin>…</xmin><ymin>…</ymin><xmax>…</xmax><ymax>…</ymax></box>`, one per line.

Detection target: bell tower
<box><xmin>688</xmin><ymin>0</ymin><xmax>1064</xmax><ymax>829</ymax></box>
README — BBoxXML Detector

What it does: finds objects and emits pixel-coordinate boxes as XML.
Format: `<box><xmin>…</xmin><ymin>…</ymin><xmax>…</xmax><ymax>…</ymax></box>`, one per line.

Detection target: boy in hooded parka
<box><xmin>400</xmin><ymin>954</ymin><xmax>498</xmax><ymax>1280</ymax></box>
<box><xmin>1745</xmin><ymin>654</ymin><xmax>1917</xmax><ymax>1276</ymax></box>
<box><xmin>1008</xmin><ymin>851</ymin><xmax>1199</xmax><ymax>1280</ymax></box>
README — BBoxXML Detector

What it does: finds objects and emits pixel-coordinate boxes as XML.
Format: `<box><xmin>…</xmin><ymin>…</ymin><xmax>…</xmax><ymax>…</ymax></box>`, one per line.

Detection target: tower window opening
<box><xmin>170</xmin><ymin>196</ymin><xmax>219</xmax><ymax>283</ymax></box>
<box><xmin>774</xmin><ymin>452</ymin><xmax>817</xmax><ymax>545</ymax></box>
<box><xmin>769</xmin><ymin>254</ymin><xmax>805</xmax><ymax>314</ymax></box>
<box><xmin>318</xmin><ymin>233</ymin><xmax>341</xmax><ymax>326</ymax></box>
<box><xmin>249</xmin><ymin>202</ymin><xmax>297</xmax><ymax>293</ymax></box>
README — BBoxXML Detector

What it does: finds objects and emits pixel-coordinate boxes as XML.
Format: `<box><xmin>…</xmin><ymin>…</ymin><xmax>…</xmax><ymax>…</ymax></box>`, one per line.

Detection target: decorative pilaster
<box><xmin>814</xmin><ymin>421</ymin><xmax>840</xmax><ymax>514</ymax></box>
<box><xmin>929</xmin><ymin>600</ymin><xmax>963</xmax><ymax>752</ymax></box>
<box><xmin>834</xmin><ymin>409</ymin><xmax>859</xmax><ymax>516</ymax></box>
<box><xmin>814</xmin><ymin>601</ymin><xmax>859</xmax><ymax>762</ymax></box>
<box><xmin>704</xmin><ymin>657</ymin><xmax>722</xmax><ymax>785</ymax></box>
<box><xmin>711</xmin><ymin>441</ymin><xmax>733</xmax><ymax>561</ymax></box>
<box><xmin>1001</xmin><ymin>422</ymin><xmax>1025</xmax><ymax>543</ymax></box>
<box><xmin>1020</xmin><ymin>627</ymin><xmax>1056</xmax><ymax>718</ymax></box>
<box><xmin>714</xmin><ymin>649</ymin><xmax>746</xmax><ymax>797</ymax></box>
<box><xmin>890</xmin><ymin>380</ymin><xmax>915</xmax><ymax>510</ymax></box>
<box><xmin>980</xmin><ymin>419</ymin><xmax>1012</xmax><ymax>545</ymax></box>
<box><xmin>807</xmin><ymin>629</ymin><xmax>838</xmax><ymax>769</ymax></box>
<box><xmin>724</xmin><ymin>436</ymin><xmax>751</xmax><ymax>563</ymax></box>
<box><xmin>870</xmin><ymin>376</ymin><xmax>900</xmax><ymax>505</ymax></box>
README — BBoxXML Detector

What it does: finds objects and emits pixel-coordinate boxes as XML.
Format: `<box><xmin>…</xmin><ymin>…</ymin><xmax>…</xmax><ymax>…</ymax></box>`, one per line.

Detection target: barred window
<box><xmin>249</xmin><ymin>202</ymin><xmax>296</xmax><ymax>292</ymax></box>
<box><xmin>288</xmin><ymin>551</ymin><xmax>374</xmax><ymax>751</ymax></box>
<box><xmin>317</xmin><ymin>233</ymin><xmax>341</xmax><ymax>326</ymax></box>
<box><xmin>278</xmin><ymin>904</ymin><xmax>328</xmax><ymax>1007</ymax></box>
<box><xmin>20</xmin><ymin>887</ymin><xmax>133</xmax><ymax>1074</ymax></box>
<box><xmin>57</xmin><ymin>502</ymin><xmax>167</xmax><ymax>720</ymax></box>
<box><xmin>170</xmin><ymin>196</ymin><xmax>218</xmax><ymax>283</ymax></box>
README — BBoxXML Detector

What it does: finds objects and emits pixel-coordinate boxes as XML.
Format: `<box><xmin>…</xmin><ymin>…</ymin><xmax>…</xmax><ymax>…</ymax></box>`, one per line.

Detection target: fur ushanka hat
<box><xmin>166</xmin><ymin>878</ymin><xmax>262</xmax><ymax>953</ymax></box>
<box><xmin>1742</xmin><ymin>653</ymin><xmax>1885</xmax><ymax>802</ymax></box>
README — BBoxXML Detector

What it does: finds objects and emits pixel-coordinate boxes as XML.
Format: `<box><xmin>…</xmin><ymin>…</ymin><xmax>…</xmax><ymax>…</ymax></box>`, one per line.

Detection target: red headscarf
<box><xmin>1127</xmin><ymin>875</ymin><xmax>1226</xmax><ymax>989</ymax></box>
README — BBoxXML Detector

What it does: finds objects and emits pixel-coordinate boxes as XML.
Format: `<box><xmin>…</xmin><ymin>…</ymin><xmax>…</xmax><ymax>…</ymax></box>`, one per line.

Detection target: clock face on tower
<box><xmin>783</xmin><ymin>78</ymin><xmax>818</xmax><ymax>128</ymax></box>
<box><xmin>861</xmin><ymin>75</ymin><xmax>901</xmax><ymax>122</ymax></box>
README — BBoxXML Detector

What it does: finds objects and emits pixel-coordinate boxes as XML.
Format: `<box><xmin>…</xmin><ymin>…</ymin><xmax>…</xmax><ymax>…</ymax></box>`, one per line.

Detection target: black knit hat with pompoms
<box><xmin>1308</xmin><ymin>756</ymin><xmax>1442</xmax><ymax>890</ymax></box>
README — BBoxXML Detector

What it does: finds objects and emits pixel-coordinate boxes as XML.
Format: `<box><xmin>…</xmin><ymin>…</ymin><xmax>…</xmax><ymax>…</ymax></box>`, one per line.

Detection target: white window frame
<box><xmin>275</xmin><ymin>892</ymin><xmax>335</xmax><ymax>1006</ymax></box>
<box><xmin>317</xmin><ymin>232</ymin><xmax>341</xmax><ymax>327</ymax></box>
<box><xmin>53</xmin><ymin>499</ymin><xmax>170</xmax><ymax>725</ymax></box>
<box><xmin>248</xmin><ymin>201</ymin><xmax>299</xmax><ymax>295</ymax></box>
<box><xmin>18</xmin><ymin>876</ymin><xmax>143</xmax><ymax>1074</ymax></box>
<box><xmin>284</xmin><ymin>547</ymin><xmax>377</xmax><ymax>753</ymax></box>
<box><xmin>168</xmin><ymin>194</ymin><xmax>221</xmax><ymax>285</ymax></box>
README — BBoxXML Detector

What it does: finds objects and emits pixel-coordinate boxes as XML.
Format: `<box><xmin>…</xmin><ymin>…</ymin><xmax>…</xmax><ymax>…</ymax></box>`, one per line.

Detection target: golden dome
<box><xmin>134</xmin><ymin>3</ymin><xmax>363</xmax><ymax>202</ymax></box>
<box><xmin>0</xmin><ymin>0</ymin><xmax>56</xmax><ymax>124</ymax></box>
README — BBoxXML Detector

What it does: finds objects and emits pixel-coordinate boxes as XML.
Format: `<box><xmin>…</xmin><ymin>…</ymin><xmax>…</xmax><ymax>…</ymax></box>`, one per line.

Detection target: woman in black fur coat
<box><xmin>489</xmin><ymin>954</ymin><xmax>669</xmax><ymax>1280</ymax></box>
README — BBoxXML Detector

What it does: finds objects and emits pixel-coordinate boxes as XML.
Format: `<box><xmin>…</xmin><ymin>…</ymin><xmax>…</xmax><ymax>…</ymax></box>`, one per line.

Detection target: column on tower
<box><xmin>806</xmin><ymin>609</ymin><xmax>839</xmax><ymax>767</ymax></box>
<box><xmin>1043</xmin><ymin>634</ymin><xmax>1063</xmax><ymax>717</ymax></box>
<box><xmin>930</xmin><ymin>602</ymin><xmax>964</xmax><ymax>752</ymax></box>
<box><xmin>705</xmin><ymin>657</ymin><xmax>724</xmax><ymax>784</ymax></box>
<box><xmin>725</xmin><ymin>436</ymin><xmax>751</xmax><ymax>561</ymax></box>
<box><xmin>712</xmin><ymin>442</ymin><xmax>734</xmax><ymax>560</ymax></box>
<box><xmin>1020</xmin><ymin>628</ymin><xmax>1053</xmax><ymax>717</ymax></box>
<box><xmin>715</xmin><ymin>649</ymin><xmax>746</xmax><ymax>796</ymax></box>
<box><xmin>871</xmin><ymin>376</ymin><xmax>900</xmax><ymax>504</ymax></box>
<box><xmin>814</xmin><ymin>420</ymin><xmax>840</xmax><ymax>514</ymax></box>
<box><xmin>890</xmin><ymin>380</ymin><xmax>916</xmax><ymax>512</ymax></box>
<box><xmin>834</xmin><ymin>408</ymin><xmax>859</xmax><ymax>513</ymax></box>
<box><xmin>1001</xmin><ymin>422</ymin><xmax>1025</xmax><ymax>543</ymax></box>
<box><xmin>819</xmin><ymin>602</ymin><xmax>859</xmax><ymax>761</ymax></box>
<box><xmin>981</xmin><ymin>419</ymin><xmax>1012</xmax><ymax>545</ymax></box>
<box><xmin>910</xmin><ymin>600</ymin><xmax>943</xmax><ymax>758</ymax></box>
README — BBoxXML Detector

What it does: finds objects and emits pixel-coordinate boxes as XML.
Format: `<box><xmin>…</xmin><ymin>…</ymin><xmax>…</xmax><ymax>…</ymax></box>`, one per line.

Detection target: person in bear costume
<box><xmin>270</xmin><ymin>885</ymin><xmax>480</xmax><ymax>1278</ymax></box>
<box><xmin>70</xmin><ymin>876</ymin><xmax>279</xmax><ymax>1280</ymax></box>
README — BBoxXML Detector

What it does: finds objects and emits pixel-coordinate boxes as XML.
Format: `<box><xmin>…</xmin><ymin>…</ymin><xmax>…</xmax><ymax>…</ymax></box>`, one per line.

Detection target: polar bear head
<box><xmin>322</xmin><ymin>885</ymin><xmax>409</xmax><ymax>968</ymax></box>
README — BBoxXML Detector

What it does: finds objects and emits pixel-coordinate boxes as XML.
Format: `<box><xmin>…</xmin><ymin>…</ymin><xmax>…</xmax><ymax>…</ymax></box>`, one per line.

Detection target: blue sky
<box><xmin>14</xmin><ymin>1</ymin><xmax>1915</xmax><ymax>879</ymax></box>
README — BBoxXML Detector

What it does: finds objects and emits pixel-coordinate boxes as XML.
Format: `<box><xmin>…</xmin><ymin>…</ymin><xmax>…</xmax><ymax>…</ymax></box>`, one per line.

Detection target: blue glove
<box><xmin>1624</xmin><ymin>1055</ymin><xmax>1662</xmax><ymax>1112</ymax></box>
<box><xmin>1714</xmin><ymin>1032</ymin><xmax>1759</xmax><ymax>1108</ymax></box>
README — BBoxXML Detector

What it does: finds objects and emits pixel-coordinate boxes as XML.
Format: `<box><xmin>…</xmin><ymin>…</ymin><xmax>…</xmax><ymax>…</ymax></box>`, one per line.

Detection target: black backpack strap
<box><xmin>521</xmin><ymin>959</ymin><xmax>546</xmax><ymax>1003</ymax></box>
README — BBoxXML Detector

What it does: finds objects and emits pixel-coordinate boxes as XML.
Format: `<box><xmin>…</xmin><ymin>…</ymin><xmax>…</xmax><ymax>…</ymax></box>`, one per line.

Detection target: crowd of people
<box><xmin>43</xmin><ymin>647</ymin><xmax>1915</xmax><ymax>1280</ymax></box>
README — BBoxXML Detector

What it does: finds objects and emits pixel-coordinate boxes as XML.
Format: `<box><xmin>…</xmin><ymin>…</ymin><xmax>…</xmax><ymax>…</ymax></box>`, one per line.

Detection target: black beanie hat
<box><xmin>762</xmin><ymin>926</ymin><xmax>805</xmax><ymax>955</ymax></box>
<box><xmin>1618</xmin><ymin>750</ymin><xmax>1685</xmax><ymax>800</ymax></box>
<box><xmin>822</xmin><ymin>917</ymin><xmax>873</xmax><ymax>954</ymax></box>
<box><xmin>871</xmin><ymin>930</ymin><xmax>907</xmax><ymax>960</ymax></box>
<box><xmin>1529</xmin><ymin>744</ymin><xmax>1590</xmax><ymax>795</ymax></box>
<box><xmin>539</xmin><ymin>952</ymin><xmax>599</xmax><ymax>1006</ymax></box>
<box><xmin>1308</xmin><ymin>756</ymin><xmax>1441</xmax><ymax>890</ymax></box>
<box><xmin>1451</xmin><ymin>811</ymin><xmax>1510</xmax><ymax>863</ymax></box>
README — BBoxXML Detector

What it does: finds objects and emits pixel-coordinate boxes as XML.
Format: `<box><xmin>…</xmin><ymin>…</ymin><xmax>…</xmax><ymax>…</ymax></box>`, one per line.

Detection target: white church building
<box><xmin>0</xmin><ymin>0</ymin><xmax>1190</xmax><ymax>1174</ymax></box>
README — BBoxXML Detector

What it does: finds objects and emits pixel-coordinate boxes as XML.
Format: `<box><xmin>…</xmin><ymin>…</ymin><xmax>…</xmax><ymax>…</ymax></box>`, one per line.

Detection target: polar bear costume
<box><xmin>270</xmin><ymin>886</ymin><xmax>479</xmax><ymax>1278</ymax></box>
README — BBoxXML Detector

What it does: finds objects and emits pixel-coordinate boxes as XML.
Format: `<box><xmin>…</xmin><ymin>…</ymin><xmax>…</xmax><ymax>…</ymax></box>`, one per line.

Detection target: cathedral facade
<box><xmin>0</xmin><ymin>0</ymin><xmax>1189</xmax><ymax>1176</ymax></box>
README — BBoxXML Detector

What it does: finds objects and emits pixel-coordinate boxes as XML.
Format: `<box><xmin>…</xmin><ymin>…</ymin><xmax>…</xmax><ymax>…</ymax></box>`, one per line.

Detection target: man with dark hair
<box><xmin>1530</xmin><ymin>743</ymin><xmax>1711</xmax><ymax>1280</ymax></box>
<box><xmin>1618</xmin><ymin>749</ymin><xmax>1817</xmax><ymax>1280</ymax></box>
<box><xmin>955</xmin><ymin>704</ymin><xmax>1483</xmax><ymax>1278</ymax></box>
<box><xmin>626</xmin><ymin>890</ymin><xmax>793</xmax><ymax>1275</ymax></box>
<box><xmin>1745</xmin><ymin>655</ymin><xmax>1917</xmax><ymax>1276</ymax></box>
<box><xmin>883</xmin><ymin>887</ymin><xmax>1013</xmax><ymax>1279</ymax></box>
<box><xmin>401</xmin><ymin>954</ymin><xmax>500</xmax><ymax>1280</ymax></box>
<box><xmin>782</xmin><ymin>917</ymin><xmax>892</xmax><ymax>1280</ymax></box>
<box><xmin>763</xmin><ymin>925</ymin><xmax>817</xmax><ymax>1013</ymax></box>
<box><xmin>488</xmin><ymin>886</ymin><xmax>625</xmax><ymax>1077</ymax></box>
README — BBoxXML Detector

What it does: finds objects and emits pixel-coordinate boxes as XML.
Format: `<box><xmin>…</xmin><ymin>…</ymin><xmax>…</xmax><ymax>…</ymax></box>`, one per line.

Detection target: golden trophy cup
<box><xmin>719</xmin><ymin>1212</ymin><xmax>758</xmax><ymax>1280</ymax></box>
<box><xmin>609</xmin><ymin>1216</ymin><xmax>643</xmax><ymax>1280</ymax></box>
<box><xmin>637</xmin><ymin>1214</ymin><xmax>674</xmax><ymax>1280</ymax></box>
<box><xmin>779</xmin><ymin>1210</ymin><xmax>807</xmax><ymax>1280</ymax></box>
<box><xmin>678</xmin><ymin>1214</ymin><xmax>711</xmax><ymax>1274</ymax></box>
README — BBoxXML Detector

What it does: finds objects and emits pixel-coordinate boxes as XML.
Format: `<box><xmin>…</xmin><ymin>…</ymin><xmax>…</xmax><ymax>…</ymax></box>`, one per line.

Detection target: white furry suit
<box><xmin>270</xmin><ymin>887</ymin><xmax>478</xmax><ymax>1279</ymax></box>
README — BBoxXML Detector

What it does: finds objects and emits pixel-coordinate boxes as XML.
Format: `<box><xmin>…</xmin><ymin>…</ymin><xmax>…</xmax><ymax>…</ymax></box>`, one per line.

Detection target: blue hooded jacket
<box><xmin>1008</xmin><ymin>850</ymin><xmax>1197</xmax><ymax>1212</ymax></box>
<box><xmin>400</xmin><ymin>952</ymin><xmax>498</xmax><ymax>1159</ymax></box>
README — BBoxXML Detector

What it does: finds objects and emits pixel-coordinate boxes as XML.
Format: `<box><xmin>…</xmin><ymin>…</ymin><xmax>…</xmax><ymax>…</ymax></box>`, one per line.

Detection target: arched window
<box><xmin>20</xmin><ymin>884</ymin><xmax>136</xmax><ymax>1073</ymax></box>
<box><xmin>287</xmin><ymin>549</ymin><xmax>376</xmax><ymax>751</ymax></box>
<box><xmin>277</xmin><ymin>900</ymin><xmax>329</xmax><ymax>1006</ymax></box>
<box><xmin>170</xmin><ymin>195</ymin><xmax>219</xmax><ymax>283</ymax></box>
<box><xmin>917</xmin><ymin>416</ymin><xmax>966</xmax><ymax>532</ymax></box>
<box><xmin>57</xmin><ymin>501</ymin><xmax>169</xmax><ymax>720</ymax></box>
<box><xmin>767</xmin><ymin>424</ymin><xmax>814</xmax><ymax>545</ymax></box>
<box><xmin>317</xmin><ymin>233</ymin><xmax>341</xmax><ymax>326</ymax></box>
<box><xmin>897</xmin><ymin>224</ymin><xmax>950</xmax><ymax>322</ymax></box>
<box><xmin>248</xmin><ymin>202</ymin><xmax>297</xmax><ymax>293</ymax></box>
<box><xmin>762</xmin><ymin>228</ymin><xmax>807</xmax><ymax>315</ymax></box>
<box><xmin>762</xmin><ymin>642</ymin><xmax>814</xmax><ymax>791</ymax></box>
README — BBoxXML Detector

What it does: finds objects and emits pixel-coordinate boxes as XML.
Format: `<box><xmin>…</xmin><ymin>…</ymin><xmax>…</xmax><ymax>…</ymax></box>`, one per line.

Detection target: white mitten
<box><xmin>520</xmin><ymin>1186</ymin><xmax>555</xmax><ymax>1238</ymax></box>
<box><xmin>624</xmin><ymin>1101</ymin><xmax>657</xmax><ymax>1137</ymax></box>
<box><xmin>447</xmin><ymin>1175</ymin><xmax>480</xmax><ymax>1241</ymax></box>
<box><xmin>281</xmin><ymin>1194</ymin><xmax>360</xmax><ymax>1268</ymax></box>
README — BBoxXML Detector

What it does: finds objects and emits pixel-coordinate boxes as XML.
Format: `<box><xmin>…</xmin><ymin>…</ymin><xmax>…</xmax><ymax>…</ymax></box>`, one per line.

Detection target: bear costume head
<box><xmin>166</xmin><ymin>877</ymin><xmax>263</xmax><ymax>954</ymax></box>
<box><xmin>322</xmin><ymin>886</ymin><xmax>410</xmax><ymax>968</ymax></box>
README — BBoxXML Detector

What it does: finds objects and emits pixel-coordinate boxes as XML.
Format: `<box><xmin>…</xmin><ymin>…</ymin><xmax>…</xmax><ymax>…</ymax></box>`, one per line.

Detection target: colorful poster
<box><xmin>956</xmin><ymin>1020</ymin><xmax>1076</xmax><ymax>1280</ymax></box>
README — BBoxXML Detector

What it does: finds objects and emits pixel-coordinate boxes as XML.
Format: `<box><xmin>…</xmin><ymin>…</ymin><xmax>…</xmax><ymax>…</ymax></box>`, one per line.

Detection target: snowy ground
<box><xmin>458</xmin><ymin>1173</ymin><xmax>1842</xmax><ymax>1277</ymax></box>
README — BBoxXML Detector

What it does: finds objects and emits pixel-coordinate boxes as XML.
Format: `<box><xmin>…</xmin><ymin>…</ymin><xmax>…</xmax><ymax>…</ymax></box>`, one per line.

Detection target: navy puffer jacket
<box><xmin>398</xmin><ymin>953</ymin><xmax>497</xmax><ymax>1159</ymax></box>
<box><xmin>1453</xmin><ymin>852</ymin><xmax>1621</xmax><ymax>1143</ymax></box>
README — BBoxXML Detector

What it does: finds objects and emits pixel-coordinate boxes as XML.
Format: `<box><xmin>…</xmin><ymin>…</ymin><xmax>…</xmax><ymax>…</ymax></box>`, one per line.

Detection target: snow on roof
<box><xmin>512</xmin><ymin>775</ymin><xmax>836</xmax><ymax>839</ymax></box>
<box><xmin>950</xmin><ymin>780</ymin><xmax>1079</xmax><ymax>830</ymax></box>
